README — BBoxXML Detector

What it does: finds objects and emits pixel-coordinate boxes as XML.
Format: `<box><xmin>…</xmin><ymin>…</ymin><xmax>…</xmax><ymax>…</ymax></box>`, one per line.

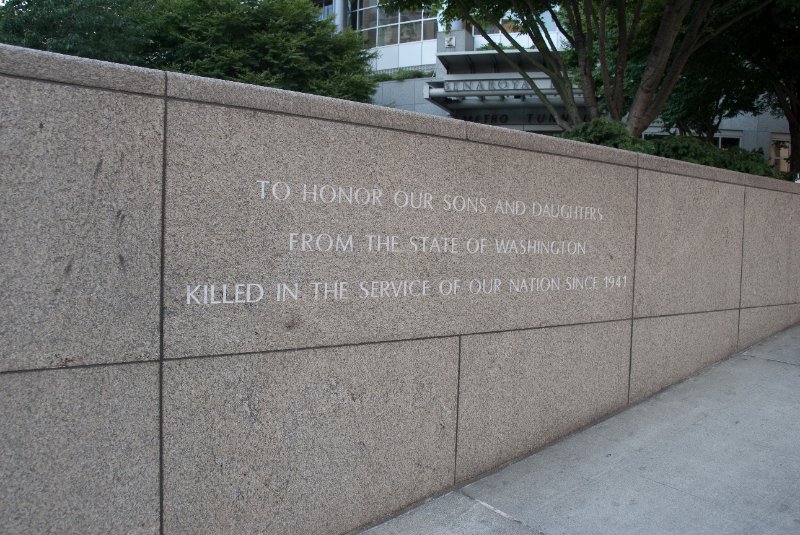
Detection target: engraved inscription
<box><xmin>182</xmin><ymin>179</ymin><xmax>628</xmax><ymax>306</ymax></box>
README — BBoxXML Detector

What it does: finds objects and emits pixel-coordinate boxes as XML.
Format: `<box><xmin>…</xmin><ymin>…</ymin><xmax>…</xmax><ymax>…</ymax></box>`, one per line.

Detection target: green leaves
<box><xmin>559</xmin><ymin>118</ymin><xmax>653</xmax><ymax>151</ymax></box>
<box><xmin>0</xmin><ymin>0</ymin><xmax>152</xmax><ymax>64</ymax></box>
<box><xmin>145</xmin><ymin>0</ymin><xmax>375</xmax><ymax>101</ymax></box>
<box><xmin>660</xmin><ymin>38</ymin><xmax>767</xmax><ymax>140</ymax></box>
<box><xmin>0</xmin><ymin>0</ymin><xmax>377</xmax><ymax>102</ymax></box>
<box><xmin>560</xmin><ymin>118</ymin><xmax>783</xmax><ymax>180</ymax></box>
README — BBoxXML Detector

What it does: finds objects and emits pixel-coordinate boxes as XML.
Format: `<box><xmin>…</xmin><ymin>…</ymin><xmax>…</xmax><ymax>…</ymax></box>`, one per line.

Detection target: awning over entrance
<box><xmin>427</xmin><ymin>50</ymin><xmax>586</xmax><ymax>131</ymax></box>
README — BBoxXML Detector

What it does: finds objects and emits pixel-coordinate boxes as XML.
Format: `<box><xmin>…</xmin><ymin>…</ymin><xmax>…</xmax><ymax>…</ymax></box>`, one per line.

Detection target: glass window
<box><xmin>719</xmin><ymin>137</ymin><xmax>740</xmax><ymax>149</ymax></box>
<box><xmin>361</xmin><ymin>28</ymin><xmax>377</xmax><ymax>46</ymax></box>
<box><xmin>422</xmin><ymin>19</ymin><xmax>437</xmax><ymax>40</ymax></box>
<box><xmin>378</xmin><ymin>25</ymin><xmax>399</xmax><ymax>46</ymax></box>
<box><xmin>476</xmin><ymin>22</ymin><xmax>499</xmax><ymax>34</ymax></box>
<box><xmin>353</xmin><ymin>5</ymin><xmax>439</xmax><ymax>46</ymax></box>
<box><xmin>360</xmin><ymin>7</ymin><xmax>377</xmax><ymax>28</ymax></box>
<box><xmin>378</xmin><ymin>7</ymin><xmax>398</xmax><ymax>25</ymax></box>
<box><xmin>399</xmin><ymin>10</ymin><xmax>423</xmax><ymax>22</ymax></box>
<box><xmin>770</xmin><ymin>139</ymin><xmax>791</xmax><ymax>173</ymax></box>
<box><xmin>400</xmin><ymin>21</ymin><xmax>421</xmax><ymax>43</ymax></box>
<box><xmin>473</xmin><ymin>19</ymin><xmax>519</xmax><ymax>35</ymax></box>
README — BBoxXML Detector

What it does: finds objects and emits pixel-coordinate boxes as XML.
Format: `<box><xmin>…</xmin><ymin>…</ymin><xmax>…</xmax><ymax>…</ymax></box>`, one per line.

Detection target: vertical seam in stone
<box><xmin>627</xmin><ymin>164</ymin><xmax>640</xmax><ymax>405</ymax></box>
<box><xmin>737</xmin><ymin>188</ymin><xmax>747</xmax><ymax>350</ymax></box>
<box><xmin>158</xmin><ymin>71</ymin><xmax>168</xmax><ymax>535</ymax></box>
<box><xmin>453</xmin><ymin>335</ymin><xmax>462</xmax><ymax>485</ymax></box>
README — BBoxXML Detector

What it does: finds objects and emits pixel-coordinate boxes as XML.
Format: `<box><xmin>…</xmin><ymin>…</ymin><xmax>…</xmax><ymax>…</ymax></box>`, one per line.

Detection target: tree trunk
<box><xmin>626</xmin><ymin>0</ymin><xmax>692</xmax><ymax>137</ymax></box>
<box><xmin>789</xmin><ymin>115</ymin><xmax>800</xmax><ymax>177</ymax></box>
<box><xmin>704</xmin><ymin>116</ymin><xmax>715</xmax><ymax>144</ymax></box>
<box><xmin>468</xmin><ymin>15</ymin><xmax>574</xmax><ymax>131</ymax></box>
<box><xmin>576</xmin><ymin>51</ymin><xmax>599</xmax><ymax>120</ymax></box>
<box><xmin>771</xmin><ymin>80</ymin><xmax>800</xmax><ymax>176</ymax></box>
<box><xmin>786</xmin><ymin>93</ymin><xmax>800</xmax><ymax>176</ymax></box>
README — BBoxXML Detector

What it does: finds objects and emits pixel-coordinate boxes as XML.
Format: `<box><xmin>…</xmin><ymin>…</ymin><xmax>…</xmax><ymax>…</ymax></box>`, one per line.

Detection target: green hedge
<box><xmin>559</xmin><ymin>118</ymin><xmax>785</xmax><ymax>180</ymax></box>
<box><xmin>560</xmin><ymin>118</ymin><xmax>653</xmax><ymax>152</ymax></box>
<box><xmin>371</xmin><ymin>69</ymin><xmax>434</xmax><ymax>82</ymax></box>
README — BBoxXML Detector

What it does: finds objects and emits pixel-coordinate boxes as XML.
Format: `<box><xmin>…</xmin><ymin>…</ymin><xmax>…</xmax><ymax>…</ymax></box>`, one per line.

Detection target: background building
<box><xmin>318</xmin><ymin>1</ymin><xmax>791</xmax><ymax>170</ymax></box>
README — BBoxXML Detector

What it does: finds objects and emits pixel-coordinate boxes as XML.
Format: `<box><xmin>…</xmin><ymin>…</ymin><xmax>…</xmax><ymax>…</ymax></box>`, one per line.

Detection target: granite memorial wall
<box><xmin>1</xmin><ymin>44</ymin><xmax>799</xmax><ymax>534</ymax></box>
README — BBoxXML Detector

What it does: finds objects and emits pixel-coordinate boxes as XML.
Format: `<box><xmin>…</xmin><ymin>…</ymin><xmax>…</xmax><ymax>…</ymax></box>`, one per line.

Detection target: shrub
<box><xmin>651</xmin><ymin>136</ymin><xmax>782</xmax><ymax>179</ymax></box>
<box><xmin>371</xmin><ymin>69</ymin><xmax>434</xmax><ymax>83</ymax></box>
<box><xmin>559</xmin><ymin>118</ymin><xmax>654</xmax><ymax>152</ymax></box>
<box><xmin>559</xmin><ymin>118</ymin><xmax>784</xmax><ymax>180</ymax></box>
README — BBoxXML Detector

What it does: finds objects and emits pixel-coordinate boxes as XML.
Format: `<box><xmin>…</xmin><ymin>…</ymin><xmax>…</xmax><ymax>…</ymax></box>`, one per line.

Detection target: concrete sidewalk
<box><xmin>362</xmin><ymin>324</ymin><xmax>800</xmax><ymax>535</ymax></box>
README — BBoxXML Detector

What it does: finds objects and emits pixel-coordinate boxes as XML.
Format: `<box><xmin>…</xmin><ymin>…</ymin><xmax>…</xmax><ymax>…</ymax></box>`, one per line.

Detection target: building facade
<box><xmin>319</xmin><ymin>1</ymin><xmax>791</xmax><ymax>170</ymax></box>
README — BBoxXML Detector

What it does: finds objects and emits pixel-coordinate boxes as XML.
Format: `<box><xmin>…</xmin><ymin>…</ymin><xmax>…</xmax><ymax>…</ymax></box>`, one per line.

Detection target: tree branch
<box><xmin>598</xmin><ymin>3</ymin><xmax>614</xmax><ymax>117</ymax></box>
<box><xmin>691</xmin><ymin>0</ymin><xmax>774</xmax><ymax>53</ymax></box>
<box><xmin>626</xmin><ymin>0</ymin><xmax>694</xmax><ymax>135</ymax></box>
<box><xmin>466</xmin><ymin>14</ymin><xmax>572</xmax><ymax>130</ymax></box>
<box><xmin>499</xmin><ymin>5</ymin><xmax>585</xmax><ymax>125</ymax></box>
<box><xmin>546</xmin><ymin>6</ymin><xmax>574</xmax><ymax>48</ymax></box>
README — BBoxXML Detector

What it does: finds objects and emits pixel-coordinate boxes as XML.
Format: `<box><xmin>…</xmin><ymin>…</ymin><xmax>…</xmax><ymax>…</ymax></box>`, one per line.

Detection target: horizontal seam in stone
<box><xmin>638</xmin><ymin>167</ymin><xmax>800</xmax><ymax>195</ymax></box>
<box><xmin>462</xmin><ymin>138</ymin><xmax>638</xmax><ymax>169</ymax></box>
<box><xmin>0</xmin><ymin>318</ymin><xmax>622</xmax><ymax>375</ymax></box>
<box><xmin>0</xmin><ymin>71</ymin><xmax>165</xmax><ymax>98</ymax></box>
<box><xmin>739</xmin><ymin>302</ymin><xmax>800</xmax><ymax>310</ymax></box>
<box><xmin>160</xmin><ymin>316</ymin><xmax>632</xmax><ymax>363</ymax></box>
<box><xmin>11</xmin><ymin>305</ymin><xmax>792</xmax><ymax>375</ymax></box>
<box><xmin>166</xmin><ymin>96</ymin><xmax>469</xmax><ymax>141</ymax></box>
<box><xmin>634</xmin><ymin>303</ymin><xmax>799</xmax><ymax>321</ymax></box>
<box><xmin>633</xmin><ymin>307</ymin><xmax>742</xmax><ymax>320</ymax></box>
<box><xmin>0</xmin><ymin>358</ymin><xmax>158</xmax><ymax>376</ymax></box>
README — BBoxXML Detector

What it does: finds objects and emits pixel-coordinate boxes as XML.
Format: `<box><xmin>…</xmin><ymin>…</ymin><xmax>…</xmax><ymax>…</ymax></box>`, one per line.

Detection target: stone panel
<box><xmin>465</xmin><ymin>122</ymin><xmax>637</xmax><ymax>167</ymax></box>
<box><xmin>162</xmin><ymin>338</ymin><xmax>458</xmax><ymax>535</ymax></box>
<box><xmin>741</xmin><ymin>188</ymin><xmax>798</xmax><ymax>308</ymax></box>
<box><xmin>163</xmin><ymin>99</ymin><xmax>636</xmax><ymax>358</ymax></box>
<box><xmin>0</xmin><ymin>76</ymin><xmax>163</xmax><ymax>371</ymax></box>
<box><xmin>739</xmin><ymin>305</ymin><xmax>795</xmax><ymax>350</ymax></box>
<box><xmin>633</xmin><ymin>170</ymin><xmax>743</xmax><ymax>317</ymax></box>
<box><xmin>630</xmin><ymin>311</ymin><xmax>738</xmax><ymax>403</ymax></box>
<box><xmin>0</xmin><ymin>44</ymin><xmax>165</xmax><ymax>95</ymax></box>
<box><xmin>638</xmin><ymin>153</ymin><xmax>799</xmax><ymax>194</ymax></box>
<box><xmin>456</xmin><ymin>321</ymin><xmax>630</xmax><ymax>482</ymax></box>
<box><xmin>795</xmin><ymin>194</ymin><xmax>800</xmax><ymax>305</ymax></box>
<box><xmin>0</xmin><ymin>363</ymin><xmax>159</xmax><ymax>534</ymax></box>
<box><xmin>167</xmin><ymin>72</ymin><xmax>466</xmax><ymax>140</ymax></box>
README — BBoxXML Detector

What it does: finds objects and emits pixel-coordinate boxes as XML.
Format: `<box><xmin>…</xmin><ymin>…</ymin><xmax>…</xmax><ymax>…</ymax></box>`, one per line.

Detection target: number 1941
<box><xmin>604</xmin><ymin>275</ymin><xmax>627</xmax><ymax>289</ymax></box>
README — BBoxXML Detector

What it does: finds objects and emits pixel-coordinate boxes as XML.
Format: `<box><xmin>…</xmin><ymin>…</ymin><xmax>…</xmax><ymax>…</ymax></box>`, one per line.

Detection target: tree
<box><xmin>0</xmin><ymin>0</ymin><xmax>151</xmax><ymax>65</ymax></box>
<box><xmin>658</xmin><ymin>38</ymin><xmax>767</xmax><ymax>142</ymax></box>
<box><xmin>145</xmin><ymin>0</ymin><xmax>376</xmax><ymax>102</ymax></box>
<box><xmin>0</xmin><ymin>0</ymin><xmax>377</xmax><ymax>102</ymax></box>
<box><xmin>737</xmin><ymin>0</ymin><xmax>800</xmax><ymax>174</ymax></box>
<box><xmin>386</xmin><ymin>0</ymin><xmax>772</xmax><ymax>135</ymax></box>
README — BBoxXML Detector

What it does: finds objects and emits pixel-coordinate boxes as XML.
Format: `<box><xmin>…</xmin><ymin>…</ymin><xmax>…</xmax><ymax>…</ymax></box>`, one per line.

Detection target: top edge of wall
<box><xmin>2</xmin><ymin>43</ymin><xmax>799</xmax><ymax>193</ymax></box>
<box><xmin>165</xmin><ymin>71</ymin><xmax>468</xmax><ymax>141</ymax></box>
<box><xmin>639</xmin><ymin>153</ymin><xmax>799</xmax><ymax>194</ymax></box>
<box><xmin>165</xmin><ymin>71</ymin><xmax>638</xmax><ymax>168</ymax></box>
<box><xmin>464</xmin><ymin>121</ymin><xmax>638</xmax><ymax>167</ymax></box>
<box><xmin>0</xmin><ymin>44</ymin><xmax>165</xmax><ymax>96</ymax></box>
